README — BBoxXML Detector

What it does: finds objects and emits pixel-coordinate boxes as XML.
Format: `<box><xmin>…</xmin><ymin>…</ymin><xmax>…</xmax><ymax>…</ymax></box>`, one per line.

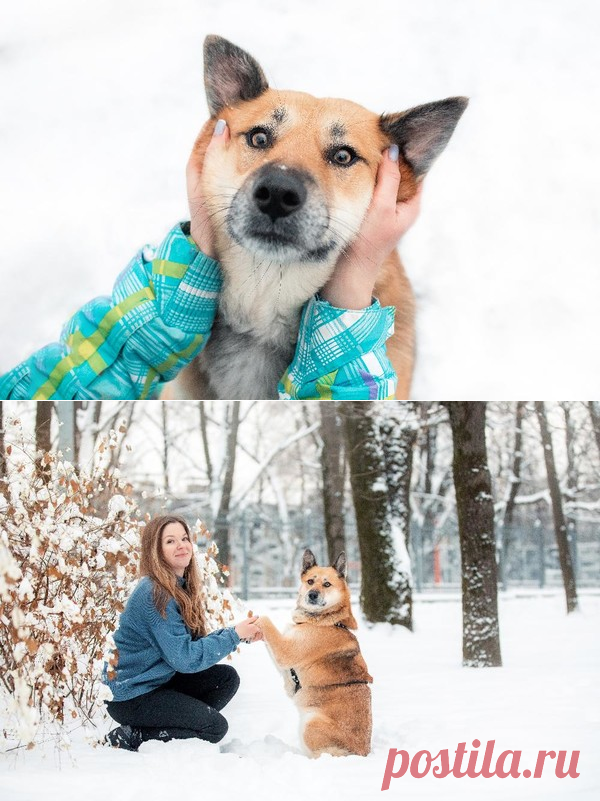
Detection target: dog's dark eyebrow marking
<box><xmin>272</xmin><ymin>107</ymin><xmax>287</xmax><ymax>124</ymax></box>
<box><xmin>330</xmin><ymin>122</ymin><xmax>347</xmax><ymax>139</ymax></box>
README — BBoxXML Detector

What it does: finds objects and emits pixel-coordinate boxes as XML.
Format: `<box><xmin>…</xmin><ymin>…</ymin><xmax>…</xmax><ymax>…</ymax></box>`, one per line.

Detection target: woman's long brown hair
<box><xmin>139</xmin><ymin>515</ymin><xmax>207</xmax><ymax>638</ymax></box>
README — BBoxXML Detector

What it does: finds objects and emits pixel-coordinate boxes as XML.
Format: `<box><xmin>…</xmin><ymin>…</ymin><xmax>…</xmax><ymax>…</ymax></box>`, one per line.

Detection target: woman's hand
<box><xmin>234</xmin><ymin>615</ymin><xmax>263</xmax><ymax>643</ymax></box>
<box><xmin>321</xmin><ymin>146</ymin><xmax>423</xmax><ymax>310</ymax></box>
<box><xmin>186</xmin><ymin>119</ymin><xmax>230</xmax><ymax>259</ymax></box>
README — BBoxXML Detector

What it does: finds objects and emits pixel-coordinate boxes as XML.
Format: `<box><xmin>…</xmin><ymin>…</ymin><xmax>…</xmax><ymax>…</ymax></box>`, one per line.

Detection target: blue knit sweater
<box><xmin>103</xmin><ymin>576</ymin><xmax>241</xmax><ymax>701</ymax></box>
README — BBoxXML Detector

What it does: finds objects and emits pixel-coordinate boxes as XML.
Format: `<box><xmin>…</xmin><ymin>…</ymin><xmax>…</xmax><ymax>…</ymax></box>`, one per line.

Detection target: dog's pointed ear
<box><xmin>332</xmin><ymin>552</ymin><xmax>347</xmax><ymax>580</ymax></box>
<box><xmin>204</xmin><ymin>35</ymin><xmax>269</xmax><ymax>116</ymax></box>
<box><xmin>301</xmin><ymin>549</ymin><xmax>317</xmax><ymax>575</ymax></box>
<box><xmin>380</xmin><ymin>97</ymin><xmax>468</xmax><ymax>178</ymax></box>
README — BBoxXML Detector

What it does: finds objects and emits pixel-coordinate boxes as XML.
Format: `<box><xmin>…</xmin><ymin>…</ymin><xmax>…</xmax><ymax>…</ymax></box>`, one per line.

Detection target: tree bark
<box><xmin>588</xmin><ymin>401</ymin><xmax>600</xmax><ymax>458</ymax></box>
<box><xmin>342</xmin><ymin>401</ymin><xmax>413</xmax><ymax>627</ymax></box>
<box><xmin>199</xmin><ymin>402</ymin><xmax>213</xmax><ymax>485</ymax></box>
<box><xmin>414</xmin><ymin>404</ymin><xmax>451</xmax><ymax>590</ymax></box>
<box><xmin>535</xmin><ymin>402</ymin><xmax>578</xmax><ymax>613</ymax></box>
<box><xmin>35</xmin><ymin>401</ymin><xmax>54</xmax><ymax>483</ymax></box>
<box><xmin>561</xmin><ymin>402</ymin><xmax>579</xmax><ymax>579</ymax></box>
<box><xmin>499</xmin><ymin>401</ymin><xmax>525</xmax><ymax>589</ymax></box>
<box><xmin>446</xmin><ymin>402</ymin><xmax>502</xmax><ymax>667</ymax></box>
<box><xmin>73</xmin><ymin>401</ymin><xmax>84</xmax><ymax>471</ymax></box>
<box><xmin>0</xmin><ymin>402</ymin><xmax>7</xmax><ymax>497</ymax></box>
<box><xmin>161</xmin><ymin>402</ymin><xmax>170</xmax><ymax>493</ymax></box>
<box><xmin>320</xmin><ymin>402</ymin><xmax>346</xmax><ymax>564</ymax></box>
<box><xmin>378</xmin><ymin>404</ymin><xmax>417</xmax><ymax>630</ymax></box>
<box><xmin>214</xmin><ymin>401</ymin><xmax>241</xmax><ymax>569</ymax></box>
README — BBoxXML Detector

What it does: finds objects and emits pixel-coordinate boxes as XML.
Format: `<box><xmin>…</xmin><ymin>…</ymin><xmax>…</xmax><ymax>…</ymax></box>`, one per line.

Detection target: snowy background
<box><xmin>1</xmin><ymin>591</ymin><xmax>598</xmax><ymax>800</ymax></box>
<box><xmin>1</xmin><ymin>0</ymin><xmax>599</xmax><ymax>398</ymax></box>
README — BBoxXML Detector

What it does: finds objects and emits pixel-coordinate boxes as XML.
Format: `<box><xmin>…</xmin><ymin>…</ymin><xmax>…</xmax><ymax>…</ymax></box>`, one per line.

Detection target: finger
<box><xmin>372</xmin><ymin>146</ymin><xmax>401</xmax><ymax>206</ymax></box>
<box><xmin>246</xmin><ymin>614</ymin><xmax>259</xmax><ymax>623</ymax></box>
<box><xmin>206</xmin><ymin>118</ymin><xmax>230</xmax><ymax>151</ymax></box>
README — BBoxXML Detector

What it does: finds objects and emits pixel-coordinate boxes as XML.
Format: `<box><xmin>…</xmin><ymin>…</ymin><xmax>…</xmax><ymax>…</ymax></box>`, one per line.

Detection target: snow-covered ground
<box><xmin>1</xmin><ymin>0</ymin><xmax>599</xmax><ymax>398</ymax></box>
<box><xmin>1</xmin><ymin>590</ymin><xmax>598</xmax><ymax>800</ymax></box>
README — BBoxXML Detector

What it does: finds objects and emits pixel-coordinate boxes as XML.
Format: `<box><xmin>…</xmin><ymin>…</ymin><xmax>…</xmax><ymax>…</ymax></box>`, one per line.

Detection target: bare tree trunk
<box><xmin>446</xmin><ymin>402</ymin><xmax>502</xmax><ymax>667</ymax></box>
<box><xmin>214</xmin><ymin>401</ymin><xmax>241</xmax><ymax>569</ymax></box>
<box><xmin>561</xmin><ymin>402</ymin><xmax>579</xmax><ymax>579</ymax></box>
<box><xmin>161</xmin><ymin>402</ymin><xmax>170</xmax><ymax>494</ymax></box>
<box><xmin>414</xmin><ymin>403</ymin><xmax>445</xmax><ymax>590</ymax></box>
<box><xmin>588</xmin><ymin>401</ymin><xmax>600</xmax><ymax>457</ymax></box>
<box><xmin>0</xmin><ymin>402</ymin><xmax>7</xmax><ymax>497</ymax></box>
<box><xmin>320</xmin><ymin>402</ymin><xmax>346</xmax><ymax>563</ymax></box>
<box><xmin>378</xmin><ymin>403</ymin><xmax>417</xmax><ymax>630</ymax></box>
<box><xmin>535</xmin><ymin>402</ymin><xmax>578</xmax><ymax>613</ymax></box>
<box><xmin>73</xmin><ymin>400</ymin><xmax>84</xmax><ymax>471</ymax></box>
<box><xmin>35</xmin><ymin>401</ymin><xmax>54</xmax><ymax>483</ymax></box>
<box><xmin>342</xmin><ymin>401</ymin><xmax>413</xmax><ymax>627</ymax></box>
<box><xmin>199</xmin><ymin>402</ymin><xmax>213</xmax><ymax>484</ymax></box>
<box><xmin>499</xmin><ymin>401</ymin><xmax>525</xmax><ymax>589</ymax></box>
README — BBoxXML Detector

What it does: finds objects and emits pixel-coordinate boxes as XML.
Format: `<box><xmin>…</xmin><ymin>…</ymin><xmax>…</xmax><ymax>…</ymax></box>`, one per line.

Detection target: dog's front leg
<box><xmin>257</xmin><ymin>616</ymin><xmax>304</xmax><ymax>670</ymax></box>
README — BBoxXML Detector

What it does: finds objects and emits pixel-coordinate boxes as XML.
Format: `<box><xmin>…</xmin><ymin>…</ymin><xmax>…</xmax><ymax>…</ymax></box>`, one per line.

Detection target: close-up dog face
<box><xmin>203</xmin><ymin>89</ymin><xmax>385</xmax><ymax>267</ymax></box>
<box><xmin>297</xmin><ymin>549</ymin><xmax>348</xmax><ymax>612</ymax></box>
<box><xmin>190</xmin><ymin>35</ymin><xmax>467</xmax><ymax>278</ymax></box>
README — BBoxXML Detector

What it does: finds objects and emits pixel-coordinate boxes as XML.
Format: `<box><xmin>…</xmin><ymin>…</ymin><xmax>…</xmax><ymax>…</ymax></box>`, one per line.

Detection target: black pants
<box><xmin>106</xmin><ymin>664</ymin><xmax>240</xmax><ymax>744</ymax></box>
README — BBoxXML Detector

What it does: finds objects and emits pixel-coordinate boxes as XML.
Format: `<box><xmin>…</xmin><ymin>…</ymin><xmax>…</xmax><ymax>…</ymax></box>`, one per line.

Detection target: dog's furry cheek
<box><xmin>328</xmin><ymin>192</ymin><xmax>371</xmax><ymax>243</ymax></box>
<box><xmin>324</xmin><ymin>589</ymin><xmax>343</xmax><ymax>608</ymax></box>
<box><xmin>202</xmin><ymin>152</ymin><xmax>239</xmax><ymax>209</ymax></box>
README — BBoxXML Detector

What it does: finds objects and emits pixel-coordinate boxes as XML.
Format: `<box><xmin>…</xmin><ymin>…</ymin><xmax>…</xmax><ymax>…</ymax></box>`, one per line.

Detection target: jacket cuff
<box><xmin>144</xmin><ymin>222</ymin><xmax>223</xmax><ymax>332</ymax></box>
<box><xmin>279</xmin><ymin>295</ymin><xmax>396</xmax><ymax>399</ymax></box>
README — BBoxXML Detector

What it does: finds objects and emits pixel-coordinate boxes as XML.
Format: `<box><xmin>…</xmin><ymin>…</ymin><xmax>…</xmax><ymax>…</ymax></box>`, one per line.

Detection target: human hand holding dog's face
<box><xmin>186</xmin><ymin>119</ymin><xmax>230</xmax><ymax>259</ymax></box>
<box><xmin>321</xmin><ymin>148</ymin><xmax>423</xmax><ymax>310</ymax></box>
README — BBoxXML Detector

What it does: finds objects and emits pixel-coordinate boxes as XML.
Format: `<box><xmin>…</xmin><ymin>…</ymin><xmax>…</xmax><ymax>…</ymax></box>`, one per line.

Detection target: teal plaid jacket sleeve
<box><xmin>0</xmin><ymin>223</ymin><xmax>222</xmax><ymax>400</ymax></box>
<box><xmin>278</xmin><ymin>296</ymin><xmax>397</xmax><ymax>400</ymax></box>
<box><xmin>0</xmin><ymin>227</ymin><xmax>397</xmax><ymax>400</ymax></box>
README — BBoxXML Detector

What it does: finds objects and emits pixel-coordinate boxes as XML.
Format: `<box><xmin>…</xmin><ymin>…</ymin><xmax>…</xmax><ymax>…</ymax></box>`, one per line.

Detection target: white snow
<box><xmin>0</xmin><ymin>0</ymin><xmax>598</xmax><ymax>398</ymax></box>
<box><xmin>1</xmin><ymin>590</ymin><xmax>598</xmax><ymax>800</ymax></box>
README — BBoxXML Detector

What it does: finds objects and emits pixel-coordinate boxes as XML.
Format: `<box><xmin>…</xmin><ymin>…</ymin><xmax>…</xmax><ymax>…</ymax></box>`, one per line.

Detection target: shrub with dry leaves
<box><xmin>0</xmin><ymin>420</ymin><xmax>237</xmax><ymax>749</ymax></box>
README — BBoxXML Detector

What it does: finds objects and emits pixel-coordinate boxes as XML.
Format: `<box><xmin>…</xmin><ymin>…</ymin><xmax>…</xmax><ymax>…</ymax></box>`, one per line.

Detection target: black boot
<box><xmin>104</xmin><ymin>725</ymin><xmax>143</xmax><ymax>752</ymax></box>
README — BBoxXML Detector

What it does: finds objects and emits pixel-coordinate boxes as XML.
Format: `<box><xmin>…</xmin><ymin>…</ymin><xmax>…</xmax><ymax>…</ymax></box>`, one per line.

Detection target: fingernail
<box><xmin>388</xmin><ymin>144</ymin><xmax>399</xmax><ymax>162</ymax></box>
<box><xmin>213</xmin><ymin>118</ymin><xmax>227</xmax><ymax>137</ymax></box>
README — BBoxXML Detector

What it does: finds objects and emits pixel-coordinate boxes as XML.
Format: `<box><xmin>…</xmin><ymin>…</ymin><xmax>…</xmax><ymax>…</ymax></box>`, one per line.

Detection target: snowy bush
<box><xmin>0</xmin><ymin>421</ymin><xmax>236</xmax><ymax>750</ymax></box>
<box><xmin>0</xmin><ymin>437</ymin><xmax>141</xmax><ymax>748</ymax></box>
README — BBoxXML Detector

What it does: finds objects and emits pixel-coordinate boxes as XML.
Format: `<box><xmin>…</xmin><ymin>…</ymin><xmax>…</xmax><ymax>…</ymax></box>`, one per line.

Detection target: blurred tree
<box><xmin>446</xmin><ymin>402</ymin><xmax>502</xmax><ymax>667</ymax></box>
<box><xmin>342</xmin><ymin>401</ymin><xmax>415</xmax><ymax>629</ymax></box>
<box><xmin>320</xmin><ymin>402</ymin><xmax>346</xmax><ymax>563</ymax></box>
<box><xmin>213</xmin><ymin>401</ymin><xmax>241</xmax><ymax>569</ymax></box>
<box><xmin>588</xmin><ymin>401</ymin><xmax>600</xmax><ymax>458</ymax></box>
<box><xmin>499</xmin><ymin>401</ymin><xmax>525</xmax><ymax>590</ymax></box>
<box><xmin>34</xmin><ymin>401</ymin><xmax>54</xmax><ymax>483</ymax></box>
<box><xmin>0</xmin><ymin>401</ymin><xmax>6</xmax><ymax>496</ymax></box>
<box><xmin>535</xmin><ymin>401</ymin><xmax>578</xmax><ymax>613</ymax></box>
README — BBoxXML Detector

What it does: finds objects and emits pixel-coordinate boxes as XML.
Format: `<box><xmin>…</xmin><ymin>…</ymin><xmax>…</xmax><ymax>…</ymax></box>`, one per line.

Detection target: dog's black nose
<box><xmin>308</xmin><ymin>590</ymin><xmax>319</xmax><ymax>603</ymax></box>
<box><xmin>253</xmin><ymin>168</ymin><xmax>307</xmax><ymax>222</ymax></box>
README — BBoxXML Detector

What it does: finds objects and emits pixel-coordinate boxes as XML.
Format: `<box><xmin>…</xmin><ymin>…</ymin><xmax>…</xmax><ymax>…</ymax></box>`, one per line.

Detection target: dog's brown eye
<box><xmin>307</xmin><ymin>579</ymin><xmax>314</xmax><ymax>585</ymax></box>
<box><xmin>246</xmin><ymin>128</ymin><xmax>272</xmax><ymax>149</ymax></box>
<box><xmin>326</xmin><ymin>146</ymin><xmax>359</xmax><ymax>167</ymax></box>
<box><xmin>334</xmin><ymin>149</ymin><xmax>352</xmax><ymax>164</ymax></box>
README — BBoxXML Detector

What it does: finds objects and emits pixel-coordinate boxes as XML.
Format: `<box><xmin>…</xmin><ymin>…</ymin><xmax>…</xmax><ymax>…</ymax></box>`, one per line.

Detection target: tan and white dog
<box><xmin>257</xmin><ymin>549</ymin><xmax>373</xmax><ymax>757</ymax></box>
<box><xmin>171</xmin><ymin>35</ymin><xmax>467</xmax><ymax>399</ymax></box>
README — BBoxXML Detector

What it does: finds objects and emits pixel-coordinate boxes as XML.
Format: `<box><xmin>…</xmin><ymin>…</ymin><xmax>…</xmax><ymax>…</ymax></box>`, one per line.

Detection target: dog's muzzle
<box><xmin>227</xmin><ymin>162</ymin><xmax>335</xmax><ymax>262</ymax></box>
<box><xmin>253</xmin><ymin>167</ymin><xmax>307</xmax><ymax>222</ymax></box>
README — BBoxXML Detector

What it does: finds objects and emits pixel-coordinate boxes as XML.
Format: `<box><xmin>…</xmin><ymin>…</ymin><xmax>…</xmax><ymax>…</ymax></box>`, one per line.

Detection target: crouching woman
<box><xmin>103</xmin><ymin>514</ymin><xmax>261</xmax><ymax>751</ymax></box>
